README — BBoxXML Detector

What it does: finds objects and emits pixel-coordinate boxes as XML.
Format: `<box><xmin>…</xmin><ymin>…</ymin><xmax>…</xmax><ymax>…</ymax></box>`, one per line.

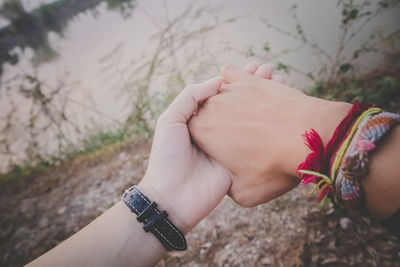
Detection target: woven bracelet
<box><xmin>298</xmin><ymin>103</ymin><xmax>400</xmax><ymax>214</ymax></box>
<box><xmin>297</xmin><ymin>102</ymin><xmax>373</xmax><ymax>205</ymax></box>
<box><xmin>335</xmin><ymin>111</ymin><xmax>400</xmax><ymax>213</ymax></box>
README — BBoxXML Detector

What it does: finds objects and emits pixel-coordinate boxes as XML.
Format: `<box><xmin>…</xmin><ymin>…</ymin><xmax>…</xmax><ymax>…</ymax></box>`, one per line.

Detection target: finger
<box><xmin>160</xmin><ymin>77</ymin><xmax>222</xmax><ymax>124</ymax></box>
<box><xmin>254</xmin><ymin>63</ymin><xmax>273</xmax><ymax>79</ymax></box>
<box><xmin>272</xmin><ymin>75</ymin><xmax>285</xmax><ymax>84</ymax></box>
<box><xmin>220</xmin><ymin>64</ymin><xmax>254</xmax><ymax>84</ymax></box>
<box><xmin>242</xmin><ymin>62</ymin><xmax>258</xmax><ymax>74</ymax></box>
<box><xmin>218</xmin><ymin>83</ymin><xmax>236</xmax><ymax>93</ymax></box>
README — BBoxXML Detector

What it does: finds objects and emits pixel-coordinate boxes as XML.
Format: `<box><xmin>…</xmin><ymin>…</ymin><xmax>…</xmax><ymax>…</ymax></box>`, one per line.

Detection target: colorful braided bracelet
<box><xmin>297</xmin><ymin>102</ymin><xmax>400</xmax><ymax>213</ymax></box>
<box><xmin>297</xmin><ymin>102</ymin><xmax>373</xmax><ymax>205</ymax></box>
<box><xmin>335</xmin><ymin>111</ymin><xmax>400</xmax><ymax>213</ymax></box>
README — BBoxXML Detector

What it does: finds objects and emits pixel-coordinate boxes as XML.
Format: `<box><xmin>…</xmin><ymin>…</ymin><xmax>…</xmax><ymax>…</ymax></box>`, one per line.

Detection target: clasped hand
<box><xmin>139</xmin><ymin>62</ymin><xmax>345</xmax><ymax>232</ymax></box>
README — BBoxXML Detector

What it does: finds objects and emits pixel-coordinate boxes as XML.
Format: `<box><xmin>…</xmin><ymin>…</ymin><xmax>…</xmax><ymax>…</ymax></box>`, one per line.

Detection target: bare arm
<box><xmin>363</xmin><ymin>125</ymin><xmax>400</xmax><ymax>219</ymax></box>
<box><xmin>28</xmin><ymin>77</ymin><xmax>232</xmax><ymax>267</ymax></box>
<box><xmin>28</xmin><ymin>200</ymin><xmax>167</xmax><ymax>267</ymax></box>
<box><xmin>189</xmin><ymin>64</ymin><xmax>400</xmax><ymax>220</ymax></box>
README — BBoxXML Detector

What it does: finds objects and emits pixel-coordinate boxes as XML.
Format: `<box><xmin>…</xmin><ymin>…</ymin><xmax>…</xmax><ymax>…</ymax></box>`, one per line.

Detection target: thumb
<box><xmin>159</xmin><ymin>77</ymin><xmax>222</xmax><ymax>124</ymax></box>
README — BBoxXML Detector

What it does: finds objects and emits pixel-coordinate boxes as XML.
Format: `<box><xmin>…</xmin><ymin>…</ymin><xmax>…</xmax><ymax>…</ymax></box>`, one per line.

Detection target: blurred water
<box><xmin>0</xmin><ymin>0</ymin><xmax>399</xmax><ymax>169</ymax></box>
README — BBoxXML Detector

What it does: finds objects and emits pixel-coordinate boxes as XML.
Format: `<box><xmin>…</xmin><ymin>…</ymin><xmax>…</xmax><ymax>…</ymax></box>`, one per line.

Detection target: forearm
<box><xmin>27</xmin><ymin>178</ymin><xmax>186</xmax><ymax>267</ymax></box>
<box><xmin>362</xmin><ymin>125</ymin><xmax>400</xmax><ymax>220</ymax></box>
<box><xmin>28</xmin><ymin>199</ymin><xmax>166</xmax><ymax>267</ymax></box>
<box><xmin>28</xmin><ymin>176</ymin><xmax>195</xmax><ymax>266</ymax></box>
<box><xmin>27</xmin><ymin>77</ymin><xmax>228</xmax><ymax>267</ymax></box>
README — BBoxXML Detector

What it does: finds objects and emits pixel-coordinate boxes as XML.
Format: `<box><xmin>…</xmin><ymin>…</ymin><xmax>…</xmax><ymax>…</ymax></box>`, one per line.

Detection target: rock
<box><xmin>328</xmin><ymin>240</ymin><xmax>336</xmax><ymax>250</ymax></box>
<box><xmin>57</xmin><ymin>206</ymin><xmax>67</xmax><ymax>215</ymax></box>
<box><xmin>326</xmin><ymin>206</ymin><xmax>335</xmax><ymax>215</ymax></box>
<box><xmin>14</xmin><ymin>227</ymin><xmax>30</xmax><ymax>239</ymax></box>
<box><xmin>340</xmin><ymin>217</ymin><xmax>352</xmax><ymax>230</ymax></box>
<box><xmin>265</xmin><ymin>237</ymin><xmax>273</xmax><ymax>244</ymax></box>
<box><xmin>201</xmin><ymin>242</ymin><xmax>213</xmax><ymax>249</ymax></box>
<box><xmin>200</xmin><ymin>242</ymin><xmax>213</xmax><ymax>261</ymax></box>
<box><xmin>119</xmin><ymin>152</ymin><xmax>126</xmax><ymax>160</ymax></box>
<box><xmin>38</xmin><ymin>217</ymin><xmax>49</xmax><ymax>227</ymax></box>
<box><xmin>312</xmin><ymin>255</ymin><xmax>319</xmax><ymax>264</ymax></box>
<box><xmin>261</xmin><ymin>256</ymin><xmax>274</xmax><ymax>265</ymax></box>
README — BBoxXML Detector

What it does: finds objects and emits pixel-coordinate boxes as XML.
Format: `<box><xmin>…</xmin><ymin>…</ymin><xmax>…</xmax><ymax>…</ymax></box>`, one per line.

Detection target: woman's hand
<box><xmin>28</xmin><ymin>77</ymin><xmax>233</xmax><ymax>267</ymax></box>
<box><xmin>138</xmin><ymin>77</ymin><xmax>232</xmax><ymax>233</ymax></box>
<box><xmin>189</xmin><ymin>65</ymin><xmax>351</xmax><ymax>207</ymax></box>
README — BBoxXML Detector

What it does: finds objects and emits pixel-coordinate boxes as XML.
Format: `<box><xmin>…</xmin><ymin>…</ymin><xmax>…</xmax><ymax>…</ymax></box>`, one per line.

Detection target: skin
<box><xmin>189</xmin><ymin>65</ymin><xmax>352</xmax><ymax>207</ymax></box>
<box><xmin>363</xmin><ymin>125</ymin><xmax>400</xmax><ymax>219</ymax></box>
<box><xmin>27</xmin><ymin>63</ymin><xmax>277</xmax><ymax>267</ymax></box>
<box><xmin>28</xmin><ymin>63</ymin><xmax>400</xmax><ymax>266</ymax></box>
<box><xmin>189</xmin><ymin>64</ymin><xmax>400</xmax><ymax>218</ymax></box>
<box><xmin>28</xmin><ymin>77</ymin><xmax>232</xmax><ymax>267</ymax></box>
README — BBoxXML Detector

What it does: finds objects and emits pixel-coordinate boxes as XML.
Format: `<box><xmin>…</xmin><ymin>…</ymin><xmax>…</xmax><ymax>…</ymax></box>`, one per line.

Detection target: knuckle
<box><xmin>229</xmin><ymin>187</ymin><xmax>257</xmax><ymax>208</ymax></box>
<box><xmin>237</xmin><ymin>197</ymin><xmax>257</xmax><ymax>208</ymax></box>
<box><xmin>221</xmin><ymin>64</ymin><xmax>233</xmax><ymax>72</ymax></box>
<box><xmin>220</xmin><ymin>64</ymin><xmax>235</xmax><ymax>76</ymax></box>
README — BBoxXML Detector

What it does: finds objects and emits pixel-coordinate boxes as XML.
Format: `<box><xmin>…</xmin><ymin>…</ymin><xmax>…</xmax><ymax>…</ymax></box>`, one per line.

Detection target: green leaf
<box><xmin>296</xmin><ymin>24</ymin><xmax>303</xmax><ymax>35</ymax></box>
<box><xmin>339</xmin><ymin>63</ymin><xmax>352</xmax><ymax>73</ymax></box>
<box><xmin>276</xmin><ymin>62</ymin><xmax>289</xmax><ymax>74</ymax></box>
<box><xmin>263</xmin><ymin>42</ymin><xmax>270</xmax><ymax>52</ymax></box>
<box><xmin>349</xmin><ymin>9</ymin><xmax>358</xmax><ymax>19</ymax></box>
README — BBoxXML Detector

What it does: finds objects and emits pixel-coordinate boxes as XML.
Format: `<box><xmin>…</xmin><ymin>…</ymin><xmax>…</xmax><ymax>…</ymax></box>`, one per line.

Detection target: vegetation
<box><xmin>0</xmin><ymin>0</ymin><xmax>399</xmax><ymax>190</ymax></box>
<box><xmin>309</xmin><ymin>53</ymin><xmax>400</xmax><ymax>112</ymax></box>
<box><xmin>0</xmin><ymin>2</ymin><xmax>233</xmax><ymax>189</ymax></box>
<box><xmin>258</xmin><ymin>0</ymin><xmax>400</xmax><ymax>110</ymax></box>
<box><xmin>0</xmin><ymin>161</ymin><xmax>51</xmax><ymax>193</ymax></box>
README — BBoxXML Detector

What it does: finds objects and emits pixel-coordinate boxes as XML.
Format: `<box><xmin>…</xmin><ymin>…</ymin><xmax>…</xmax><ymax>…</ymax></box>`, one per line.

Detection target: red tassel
<box><xmin>297</xmin><ymin>102</ymin><xmax>374</xmax><ymax>202</ymax></box>
<box><xmin>323</xmin><ymin>102</ymin><xmax>372</xmax><ymax>169</ymax></box>
<box><xmin>297</xmin><ymin>129</ymin><xmax>324</xmax><ymax>184</ymax></box>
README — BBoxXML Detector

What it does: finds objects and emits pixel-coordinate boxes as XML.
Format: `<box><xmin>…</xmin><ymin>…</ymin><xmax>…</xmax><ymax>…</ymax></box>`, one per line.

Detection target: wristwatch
<box><xmin>122</xmin><ymin>186</ymin><xmax>187</xmax><ymax>251</ymax></box>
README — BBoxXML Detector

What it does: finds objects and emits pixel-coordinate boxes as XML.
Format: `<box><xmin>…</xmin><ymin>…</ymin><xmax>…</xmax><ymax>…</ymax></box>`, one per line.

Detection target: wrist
<box><xmin>309</xmin><ymin>98</ymin><xmax>353</xmax><ymax>145</ymax></box>
<box><xmin>283</xmin><ymin>97</ymin><xmax>352</xmax><ymax>177</ymax></box>
<box><xmin>137</xmin><ymin>180</ymin><xmax>191</xmax><ymax>234</ymax></box>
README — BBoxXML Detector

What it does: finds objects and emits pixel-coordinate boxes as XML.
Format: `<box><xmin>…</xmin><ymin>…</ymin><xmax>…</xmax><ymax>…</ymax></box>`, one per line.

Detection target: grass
<box><xmin>0</xmin><ymin>127</ymin><xmax>133</xmax><ymax>193</ymax></box>
<box><xmin>66</xmin><ymin>127</ymin><xmax>131</xmax><ymax>159</ymax></box>
<box><xmin>0</xmin><ymin>162</ymin><xmax>52</xmax><ymax>193</ymax></box>
<box><xmin>308</xmin><ymin>53</ymin><xmax>400</xmax><ymax>113</ymax></box>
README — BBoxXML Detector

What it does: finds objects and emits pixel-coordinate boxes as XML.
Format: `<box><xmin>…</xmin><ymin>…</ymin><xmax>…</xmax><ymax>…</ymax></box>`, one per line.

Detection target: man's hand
<box><xmin>189</xmin><ymin>65</ymin><xmax>351</xmax><ymax>207</ymax></box>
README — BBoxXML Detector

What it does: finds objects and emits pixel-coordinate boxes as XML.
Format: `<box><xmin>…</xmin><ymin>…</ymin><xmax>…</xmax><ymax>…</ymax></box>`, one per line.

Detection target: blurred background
<box><xmin>0</xmin><ymin>0</ymin><xmax>399</xmax><ymax>266</ymax></box>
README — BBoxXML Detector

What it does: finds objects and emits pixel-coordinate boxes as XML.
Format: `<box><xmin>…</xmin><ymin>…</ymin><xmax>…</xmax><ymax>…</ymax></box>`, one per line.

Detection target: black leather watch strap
<box><xmin>122</xmin><ymin>186</ymin><xmax>187</xmax><ymax>251</ymax></box>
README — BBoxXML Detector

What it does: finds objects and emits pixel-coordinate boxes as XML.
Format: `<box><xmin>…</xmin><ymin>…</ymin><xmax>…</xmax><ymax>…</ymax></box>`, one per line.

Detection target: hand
<box><xmin>189</xmin><ymin>65</ymin><xmax>351</xmax><ymax>207</ymax></box>
<box><xmin>138</xmin><ymin>77</ymin><xmax>232</xmax><ymax>233</ymax></box>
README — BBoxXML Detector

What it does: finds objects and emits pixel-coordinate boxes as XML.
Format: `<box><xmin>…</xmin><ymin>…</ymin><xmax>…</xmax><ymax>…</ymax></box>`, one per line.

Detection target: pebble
<box><xmin>38</xmin><ymin>217</ymin><xmax>49</xmax><ymax>227</ymax></box>
<box><xmin>340</xmin><ymin>217</ymin><xmax>352</xmax><ymax>230</ymax></box>
<box><xmin>57</xmin><ymin>206</ymin><xmax>67</xmax><ymax>215</ymax></box>
<box><xmin>261</xmin><ymin>256</ymin><xmax>274</xmax><ymax>265</ymax></box>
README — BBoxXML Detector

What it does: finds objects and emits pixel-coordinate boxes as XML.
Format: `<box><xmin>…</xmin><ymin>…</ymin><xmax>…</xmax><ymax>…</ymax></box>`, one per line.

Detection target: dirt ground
<box><xmin>1</xmin><ymin>138</ymin><xmax>399</xmax><ymax>267</ymax></box>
